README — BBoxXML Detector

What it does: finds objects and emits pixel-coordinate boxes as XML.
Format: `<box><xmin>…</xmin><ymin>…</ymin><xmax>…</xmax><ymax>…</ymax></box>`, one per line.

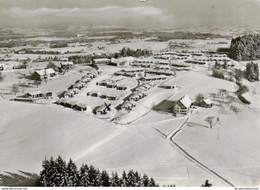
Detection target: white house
<box><xmin>173</xmin><ymin>94</ymin><xmax>192</xmax><ymax>115</ymax></box>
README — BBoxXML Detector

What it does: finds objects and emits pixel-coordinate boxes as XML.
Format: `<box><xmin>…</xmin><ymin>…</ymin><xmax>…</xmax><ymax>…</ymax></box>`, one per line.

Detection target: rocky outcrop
<box><xmin>230</xmin><ymin>34</ymin><xmax>260</xmax><ymax>61</ymax></box>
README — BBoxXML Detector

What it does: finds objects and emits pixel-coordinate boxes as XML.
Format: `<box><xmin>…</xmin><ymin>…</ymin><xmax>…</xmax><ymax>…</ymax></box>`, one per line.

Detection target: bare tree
<box><xmin>195</xmin><ymin>93</ymin><xmax>204</xmax><ymax>105</ymax></box>
<box><xmin>230</xmin><ymin>105</ymin><xmax>240</xmax><ymax>114</ymax></box>
<box><xmin>0</xmin><ymin>72</ymin><xmax>4</xmax><ymax>82</ymax></box>
<box><xmin>205</xmin><ymin>116</ymin><xmax>214</xmax><ymax>128</ymax></box>
<box><xmin>11</xmin><ymin>84</ymin><xmax>19</xmax><ymax>95</ymax></box>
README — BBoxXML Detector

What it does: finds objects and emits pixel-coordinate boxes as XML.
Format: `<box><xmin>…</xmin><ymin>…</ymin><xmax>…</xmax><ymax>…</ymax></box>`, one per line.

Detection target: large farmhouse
<box><xmin>173</xmin><ymin>94</ymin><xmax>192</xmax><ymax>115</ymax></box>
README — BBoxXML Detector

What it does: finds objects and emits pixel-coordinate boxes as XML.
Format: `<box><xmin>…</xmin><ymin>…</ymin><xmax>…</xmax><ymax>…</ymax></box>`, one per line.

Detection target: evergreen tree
<box><xmin>142</xmin><ymin>174</ymin><xmax>149</xmax><ymax>187</ymax></box>
<box><xmin>127</xmin><ymin>170</ymin><xmax>136</xmax><ymax>187</ymax></box>
<box><xmin>39</xmin><ymin>156</ymin><xmax>160</xmax><ymax>187</ymax></box>
<box><xmin>54</xmin><ymin>156</ymin><xmax>68</xmax><ymax>186</ymax></box>
<box><xmin>88</xmin><ymin>165</ymin><xmax>100</xmax><ymax>186</ymax></box>
<box><xmin>201</xmin><ymin>179</ymin><xmax>212</xmax><ymax>187</ymax></box>
<box><xmin>39</xmin><ymin>158</ymin><xmax>50</xmax><ymax>186</ymax></box>
<box><xmin>46</xmin><ymin>157</ymin><xmax>57</xmax><ymax>186</ymax></box>
<box><xmin>99</xmin><ymin>170</ymin><xmax>111</xmax><ymax>187</ymax></box>
<box><xmin>245</xmin><ymin>62</ymin><xmax>259</xmax><ymax>82</ymax></box>
<box><xmin>121</xmin><ymin>171</ymin><xmax>129</xmax><ymax>187</ymax></box>
<box><xmin>0</xmin><ymin>174</ymin><xmax>2</xmax><ymax>185</ymax></box>
<box><xmin>66</xmin><ymin>159</ymin><xmax>78</xmax><ymax>186</ymax></box>
<box><xmin>134</xmin><ymin>171</ymin><xmax>142</xmax><ymax>187</ymax></box>
<box><xmin>149</xmin><ymin>177</ymin><xmax>157</xmax><ymax>187</ymax></box>
<box><xmin>110</xmin><ymin>172</ymin><xmax>121</xmax><ymax>187</ymax></box>
<box><xmin>78</xmin><ymin>164</ymin><xmax>89</xmax><ymax>186</ymax></box>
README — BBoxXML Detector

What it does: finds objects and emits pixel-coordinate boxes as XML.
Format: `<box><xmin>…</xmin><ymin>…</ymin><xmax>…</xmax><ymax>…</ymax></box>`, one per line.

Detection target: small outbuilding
<box><xmin>74</xmin><ymin>103</ymin><xmax>87</xmax><ymax>111</ymax></box>
<box><xmin>201</xmin><ymin>99</ymin><xmax>213</xmax><ymax>108</ymax></box>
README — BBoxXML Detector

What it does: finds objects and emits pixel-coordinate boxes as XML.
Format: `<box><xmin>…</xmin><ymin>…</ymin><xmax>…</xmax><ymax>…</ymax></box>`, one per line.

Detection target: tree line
<box><xmin>114</xmin><ymin>47</ymin><xmax>152</xmax><ymax>58</ymax></box>
<box><xmin>39</xmin><ymin>156</ymin><xmax>159</xmax><ymax>187</ymax></box>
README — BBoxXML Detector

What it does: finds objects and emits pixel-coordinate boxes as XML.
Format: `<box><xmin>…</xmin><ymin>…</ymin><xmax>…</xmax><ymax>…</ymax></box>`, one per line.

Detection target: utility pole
<box><xmin>186</xmin><ymin>165</ymin><xmax>190</xmax><ymax>180</ymax></box>
<box><xmin>217</xmin><ymin>126</ymin><xmax>219</xmax><ymax>140</ymax></box>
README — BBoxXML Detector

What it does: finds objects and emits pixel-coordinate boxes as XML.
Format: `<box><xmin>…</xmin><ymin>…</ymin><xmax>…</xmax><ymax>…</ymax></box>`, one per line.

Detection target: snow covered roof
<box><xmin>179</xmin><ymin>94</ymin><xmax>192</xmax><ymax>108</ymax></box>
<box><xmin>61</xmin><ymin>62</ymin><xmax>74</xmax><ymax>65</ymax></box>
<box><xmin>203</xmin><ymin>98</ymin><xmax>213</xmax><ymax>105</ymax></box>
<box><xmin>27</xmin><ymin>90</ymin><xmax>43</xmax><ymax>96</ymax></box>
<box><xmin>35</xmin><ymin>68</ymin><xmax>55</xmax><ymax>76</ymax></box>
<box><xmin>18</xmin><ymin>57</ymin><xmax>29</xmax><ymax>60</ymax></box>
<box><xmin>60</xmin><ymin>57</ymin><xmax>69</xmax><ymax>61</ymax></box>
<box><xmin>93</xmin><ymin>58</ymin><xmax>111</xmax><ymax>63</ymax></box>
<box><xmin>121</xmin><ymin>68</ymin><xmax>145</xmax><ymax>72</ymax></box>
<box><xmin>76</xmin><ymin>103</ymin><xmax>87</xmax><ymax>108</ymax></box>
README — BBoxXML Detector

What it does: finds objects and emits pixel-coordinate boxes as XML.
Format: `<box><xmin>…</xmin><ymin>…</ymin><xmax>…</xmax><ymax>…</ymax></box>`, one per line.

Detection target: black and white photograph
<box><xmin>0</xmin><ymin>0</ymin><xmax>260</xmax><ymax>188</ymax></box>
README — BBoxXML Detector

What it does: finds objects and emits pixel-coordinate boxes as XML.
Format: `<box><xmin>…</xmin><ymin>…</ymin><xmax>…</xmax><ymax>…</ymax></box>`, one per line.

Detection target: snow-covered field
<box><xmin>0</xmin><ymin>100</ymin><xmax>225</xmax><ymax>186</ymax></box>
<box><xmin>0</xmin><ymin>36</ymin><xmax>259</xmax><ymax>187</ymax></box>
<box><xmin>1</xmin><ymin>66</ymin><xmax>259</xmax><ymax>186</ymax></box>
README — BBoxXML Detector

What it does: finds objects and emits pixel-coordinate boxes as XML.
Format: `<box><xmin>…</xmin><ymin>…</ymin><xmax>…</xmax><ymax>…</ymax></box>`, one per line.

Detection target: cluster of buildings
<box><xmin>86</xmin><ymin>91</ymin><xmax>119</xmax><ymax>101</ymax></box>
<box><xmin>55</xmin><ymin>73</ymin><xmax>98</xmax><ymax>112</ymax></box>
<box><xmin>63</xmin><ymin>73</ymin><xmax>96</xmax><ymax>98</ymax></box>
<box><xmin>55</xmin><ymin>99</ymin><xmax>88</xmax><ymax>111</ymax></box>
<box><xmin>152</xmin><ymin>50</ymin><xmax>235</xmax><ymax>68</ymax></box>
<box><xmin>14</xmin><ymin>91</ymin><xmax>53</xmax><ymax>103</ymax></box>
<box><xmin>172</xmin><ymin>95</ymin><xmax>213</xmax><ymax>115</ymax></box>
<box><xmin>115</xmin><ymin>68</ymin><xmax>145</xmax><ymax>78</ymax></box>
<box><xmin>118</xmin><ymin>82</ymin><xmax>155</xmax><ymax>112</ymax></box>
<box><xmin>96</xmin><ymin>79</ymin><xmax>129</xmax><ymax>91</ymax></box>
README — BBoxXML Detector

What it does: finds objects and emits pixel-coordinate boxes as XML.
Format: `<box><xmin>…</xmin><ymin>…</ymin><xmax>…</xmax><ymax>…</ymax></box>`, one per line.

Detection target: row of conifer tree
<box><xmin>39</xmin><ymin>156</ymin><xmax>158</xmax><ymax>187</ymax></box>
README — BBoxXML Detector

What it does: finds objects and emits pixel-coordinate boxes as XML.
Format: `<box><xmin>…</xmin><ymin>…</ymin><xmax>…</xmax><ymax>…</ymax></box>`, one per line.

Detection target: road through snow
<box><xmin>155</xmin><ymin>118</ymin><xmax>235</xmax><ymax>187</ymax></box>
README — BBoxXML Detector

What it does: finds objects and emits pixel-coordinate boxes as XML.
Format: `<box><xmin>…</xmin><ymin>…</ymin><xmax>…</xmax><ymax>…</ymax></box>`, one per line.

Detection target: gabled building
<box><xmin>25</xmin><ymin>91</ymin><xmax>44</xmax><ymax>99</ymax></box>
<box><xmin>60</xmin><ymin>62</ymin><xmax>74</xmax><ymax>69</ymax></box>
<box><xmin>201</xmin><ymin>99</ymin><xmax>213</xmax><ymax>108</ymax></box>
<box><xmin>33</xmin><ymin>68</ymin><xmax>56</xmax><ymax>79</ymax></box>
<box><xmin>173</xmin><ymin>94</ymin><xmax>192</xmax><ymax>115</ymax></box>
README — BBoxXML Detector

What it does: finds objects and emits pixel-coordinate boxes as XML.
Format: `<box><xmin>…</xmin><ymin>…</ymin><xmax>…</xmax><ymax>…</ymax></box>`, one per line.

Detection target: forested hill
<box><xmin>230</xmin><ymin>34</ymin><xmax>260</xmax><ymax>61</ymax></box>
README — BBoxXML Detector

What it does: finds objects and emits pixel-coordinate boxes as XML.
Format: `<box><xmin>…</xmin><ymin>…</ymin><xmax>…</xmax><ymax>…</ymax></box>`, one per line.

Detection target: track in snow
<box><xmin>73</xmin><ymin>127</ymin><xmax>124</xmax><ymax>162</ymax></box>
<box><xmin>154</xmin><ymin>119</ymin><xmax>235</xmax><ymax>187</ymax></box>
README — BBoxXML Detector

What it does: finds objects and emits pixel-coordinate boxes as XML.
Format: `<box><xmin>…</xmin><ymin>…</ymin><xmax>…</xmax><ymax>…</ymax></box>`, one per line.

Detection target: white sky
<box><xmin>0</xmin><ymin>0</ymin><xmax>260</xmax><ymax>28</ymax></box>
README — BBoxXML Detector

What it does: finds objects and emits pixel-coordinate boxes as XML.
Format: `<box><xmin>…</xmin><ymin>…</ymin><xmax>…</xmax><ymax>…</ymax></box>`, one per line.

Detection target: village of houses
<box><xmin>0</xmin><ymin>48</ymin><xmax>233</xmax><ymax>122</ymax></box>
<box><xmin>0</xmin><ymin>31</ymin><xmax>259</xmax><ymax>187</ymax></box>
